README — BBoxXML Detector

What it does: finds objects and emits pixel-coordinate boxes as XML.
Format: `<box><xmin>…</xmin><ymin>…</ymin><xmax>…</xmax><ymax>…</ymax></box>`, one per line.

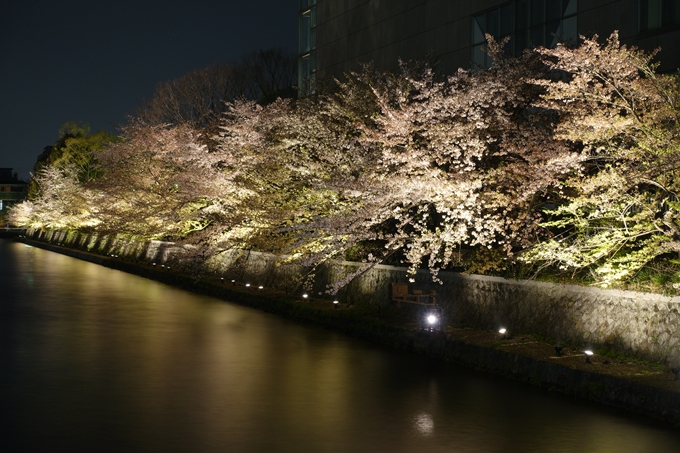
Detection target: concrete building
<box><xmin>298</xmin><ymin>0</ymin><xmax>680</xmax><ymax>91</ymax></box>
<box><xmin>0</xmin><ymin>168</ymin><xmax>28</xmax><ymax>227</ymax></box>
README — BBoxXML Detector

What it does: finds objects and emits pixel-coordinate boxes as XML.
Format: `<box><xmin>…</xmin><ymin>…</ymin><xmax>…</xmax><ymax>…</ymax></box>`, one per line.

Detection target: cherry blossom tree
<box><xmin>210</xmin><ymin>45</ymin><xmax>578</xmax><ymax>287</ymax></box>
<box><xmin>9</xmin><ymin>164</ymin><xmax>101</xmax><ymax>230</ymax></box>
<box><xmin>522</xmin><ymin>32</ymin><xmax>680</xmax><ymax>286</ymax></box>
<box><xmin>90</xmin><ymin>122</ymin><xmax>243</xmax><ymax>240</ymax></box>
<box><xmin>15</xmin><ymin>32</ymin><xmax>676</xmax><ymax>291</ymax></box>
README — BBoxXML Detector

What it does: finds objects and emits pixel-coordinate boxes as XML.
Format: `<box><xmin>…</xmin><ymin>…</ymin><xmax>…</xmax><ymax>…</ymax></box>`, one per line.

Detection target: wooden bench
<box><xmin>390</xmin><ymin>282</ymin><xmax>437</xmax><ymax>308</ymax></box>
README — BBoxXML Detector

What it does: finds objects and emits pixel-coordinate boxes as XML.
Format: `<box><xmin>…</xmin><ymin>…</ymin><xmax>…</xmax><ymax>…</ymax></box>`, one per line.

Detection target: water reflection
<box><xmin>1</xmin><ymin>239</ymin><xmax>679</xmax><ymax>453</ymax></box>
<box><xmin>414</xmin><ymin>412</ymin><xmax>434</xmax><ymax>436</ymax></box>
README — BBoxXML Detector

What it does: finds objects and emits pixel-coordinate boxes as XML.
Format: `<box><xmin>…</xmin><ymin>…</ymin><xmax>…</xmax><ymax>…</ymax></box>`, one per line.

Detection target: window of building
<box><xmin>298</xmin><ymin>0</ymin><xmax>317</xmax><ymax>96</ymax></box>
<box><xmin>472</xmin><ymin>0</ymin><xmax>578</xmax><ymax>68</ymax></box>
<box><xmin>640</xmin><ymin>0</ymin><xmax>680</xmax><ymax>32</ymax></box>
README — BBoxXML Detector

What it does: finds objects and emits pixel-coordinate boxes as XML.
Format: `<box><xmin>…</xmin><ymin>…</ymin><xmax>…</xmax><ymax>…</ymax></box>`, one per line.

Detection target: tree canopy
<box><xmin>27</xmin><ymin>122</ymin><xmax>117</xmax><ymax>199</ymax></box>
<box><xmin>11</xmin><ymin>34</ymin><xmax>680</xmax><ymax>291</ymax></box>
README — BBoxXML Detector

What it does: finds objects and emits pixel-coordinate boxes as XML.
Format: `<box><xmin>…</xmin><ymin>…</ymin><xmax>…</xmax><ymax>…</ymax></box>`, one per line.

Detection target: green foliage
<box><xmin>29</xmin><ymin>122</ymin><xmax>117</xmax><ymax>199</ymax></box>
<box><xmin>521</xmin><ymin>32</ymin><xmax>680</xmax><ymax>287</ymax></box>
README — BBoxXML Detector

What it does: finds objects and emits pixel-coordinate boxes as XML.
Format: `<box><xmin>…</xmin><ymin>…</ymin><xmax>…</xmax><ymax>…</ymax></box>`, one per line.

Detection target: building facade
<box><xmin>298</xmin><ymin>0</ymin><xmax>680</xmax><ymax>90</ymax></box>
<box><xmin>0</xmin><ymin>168</ymin><xmax>28</xmax><ymax>227</ymax></box>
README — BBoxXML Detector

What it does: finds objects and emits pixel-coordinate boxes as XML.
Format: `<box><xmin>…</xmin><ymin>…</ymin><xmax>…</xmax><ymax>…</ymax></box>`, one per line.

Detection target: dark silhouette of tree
<box><xmin>135</xmin><ymin>48</ymin><xmax>297</xmax><ymax>133</ymax></box>
<box><xmin>238</xmin><ymin>48</ymin><xmax>297</xmax><ymax>104</ymax></box>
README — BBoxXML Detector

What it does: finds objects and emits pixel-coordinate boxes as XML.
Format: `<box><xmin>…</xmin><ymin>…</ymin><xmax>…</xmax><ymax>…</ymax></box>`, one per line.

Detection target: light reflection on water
<box><xmin>1</xmin><ymin>239</ymin><xmax>679</xmax><ymax>453</ymax></box>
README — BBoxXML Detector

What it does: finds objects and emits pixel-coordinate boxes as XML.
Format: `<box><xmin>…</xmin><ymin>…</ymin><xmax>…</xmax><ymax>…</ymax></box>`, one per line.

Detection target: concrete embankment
<box><xmin>25</xmin><ymin>227</ymin><xmax>680</xmax><ymax>367</ymax></box>
<box><xmin>18</xmin><ymin>237</ymin><xmax>680</xmax><ymax>428</ymax></box>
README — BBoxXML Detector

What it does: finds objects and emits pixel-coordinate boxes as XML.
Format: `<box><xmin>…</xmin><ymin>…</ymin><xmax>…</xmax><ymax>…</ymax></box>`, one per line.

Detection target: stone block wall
<box><xmin>28</xmin><ymin>229</ymin><xmax>680</xmax><ymax>364</ymax></box>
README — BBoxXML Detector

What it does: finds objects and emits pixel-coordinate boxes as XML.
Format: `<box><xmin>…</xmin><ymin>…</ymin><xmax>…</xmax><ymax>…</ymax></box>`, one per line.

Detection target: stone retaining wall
<box><xmin>28</xmin><ymin>229</ymin><xmax>680</xmax><ymax>364</ymax></box>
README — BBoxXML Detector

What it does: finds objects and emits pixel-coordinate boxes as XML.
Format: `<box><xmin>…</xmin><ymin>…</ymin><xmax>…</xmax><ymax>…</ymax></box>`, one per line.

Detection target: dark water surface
<box><xmin>1</xmin><ymin>239</ymin><xmax>679</xmax><ymax>452</ymax></box>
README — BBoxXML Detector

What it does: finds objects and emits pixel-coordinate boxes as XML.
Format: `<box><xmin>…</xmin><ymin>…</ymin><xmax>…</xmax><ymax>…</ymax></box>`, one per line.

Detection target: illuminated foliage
<box><xmin>522</xmin><ymin>32</ymin><xmax>680</xmax><ymax>286</ymax></box>
<box><xmin>209</xmin><ymin>48</ymin><xmax>577</xmax><ymax>285</ymax></box>
<box><xmin>91</xmin><ymin>122</ymin><xmax>241</xmax><ymax>240</ymax></box>
<box><xmin>28</xmin><ymin>122</ymin><xmax>117</xmax><ymax>198</ymax></box>
<box><xmin>9</xmin><ymin>164</ymin><xmax>101</xmax><ymax>230</ymax></box>
<box><xmin>11</xmin><ymin>33</ymin><xmax>680</xmax><ymax>290</ymax></box>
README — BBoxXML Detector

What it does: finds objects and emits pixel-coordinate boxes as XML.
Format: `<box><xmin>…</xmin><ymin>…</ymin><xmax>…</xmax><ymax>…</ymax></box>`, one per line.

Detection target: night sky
<box><xmin>0</xmin><ymin>0</ymin><xmax>298</xmax><ymax>180</ymax></box>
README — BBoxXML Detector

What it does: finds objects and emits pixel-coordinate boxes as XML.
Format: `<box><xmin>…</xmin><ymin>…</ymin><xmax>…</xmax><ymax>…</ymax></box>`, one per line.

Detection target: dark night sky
<box><xmin>0</xmin><ymin>0</ymin><xmax>298</xmax><ymax>180</ymax></box>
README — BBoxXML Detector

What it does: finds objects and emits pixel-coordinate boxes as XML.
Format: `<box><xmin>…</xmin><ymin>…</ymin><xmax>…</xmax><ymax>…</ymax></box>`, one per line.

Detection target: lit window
<box><xmin>640</xmin><ymin>0</ymin><xmax>680</xmax><ymax>32</ymax></box>
<box><xmin>298</xmin><ymin>0</ymin><xmax>317</xmax><ymax>96</ymax></box>
<box><xmin>299</xmin><ymin>8</ymin><xmax>316</xmax><ymax>54</ymax></box>
<box><xmin>472</xmin><ymin>0</ymin><xmax>578</xmax><ymax>68</ymax></box>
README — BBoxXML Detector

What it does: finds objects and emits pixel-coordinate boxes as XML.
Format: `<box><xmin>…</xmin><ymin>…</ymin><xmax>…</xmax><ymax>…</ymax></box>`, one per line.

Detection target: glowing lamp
<box><xmin>423</xmin><ymin>311</ymin><xmax>439</xmax><ymax>332</ymax></box>
<box><xmin>302</xmin><ymin>294</ymin><xmax>309</xmax><ymax>299</ymax></box>
<box><xmin>584</xmin><ymin>350</ymin><xmax>594</xmax><ymax>363</ymax></box>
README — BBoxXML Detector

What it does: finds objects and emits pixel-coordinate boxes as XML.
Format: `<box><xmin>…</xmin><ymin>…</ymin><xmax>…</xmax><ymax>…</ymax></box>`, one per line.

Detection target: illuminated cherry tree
<box><xmin>90</xmin><ymin>122</ymin><xmax>243</xmax><ymax>240</ymax></box>
<box><xmin>522</xmin><ymin>32</ymin><xmax>680</xmax><ymax>286</ymax></box>
<box><xmin>12</xmin><ymin>32</ymin><xmax>677</xmax><ymax>290</ymax></box>
<box><xmin>210</xmin><ymin>45</ymin><xmax>578</xmax><ymax>286</ymax></box>
<box><xmin>8</xmin><ymin>164</ymin><xmax>101</xmax><ymax>230</ymax></box>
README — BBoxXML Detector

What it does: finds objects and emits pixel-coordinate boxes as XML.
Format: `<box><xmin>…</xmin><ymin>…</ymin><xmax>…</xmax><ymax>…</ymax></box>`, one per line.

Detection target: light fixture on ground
<box><xmin>302</xmin><ymin>293</ymin><xmax>308</xmax><ymax>299</ymax></box>
<box><xmin>584</xmin><ymin>350</ymin><xmax>594</xmax><ymax>363</ymax></box>
<box><xmin>499</xmin><ymin>328</ymin><xmax>508</xmax><ymax>339</ymax></box>
<box><xmin>258</xmin><ymin>285</ymin><xmax>263</xmax><ymax>290</ymax></box>
<box><xmin>231</xmin><ymin>279</ymin><xmax>236</xmax><ymax>286</ymax></box>
<box><xmin>245</xmin><ymin>283</ymin><xmax>251</xmax><ymax>289</ymax></box>
<box><xmin>424</xmin><ymin>312</ymin><xmax>438</xmax><ymax>332</ymax></box>
<box><xmin>333</xmin><ymin>300</ymin><xmax>339</xmax><ymax>309</ymax></box>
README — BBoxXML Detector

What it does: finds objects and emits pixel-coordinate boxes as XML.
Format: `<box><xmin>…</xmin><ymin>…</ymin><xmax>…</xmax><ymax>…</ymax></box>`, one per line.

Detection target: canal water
<box><xmin>1</xmin><ymin>239</ymin><xmax>679</xmax><ymax>453</ymax></box>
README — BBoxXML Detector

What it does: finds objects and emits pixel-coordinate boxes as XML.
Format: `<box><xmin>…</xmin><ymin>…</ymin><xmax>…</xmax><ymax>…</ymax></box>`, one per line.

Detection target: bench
<box><xmin>390</xmin><ymin>282</ymin><xmax>437</xmax><ymax>308</ymax></box>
